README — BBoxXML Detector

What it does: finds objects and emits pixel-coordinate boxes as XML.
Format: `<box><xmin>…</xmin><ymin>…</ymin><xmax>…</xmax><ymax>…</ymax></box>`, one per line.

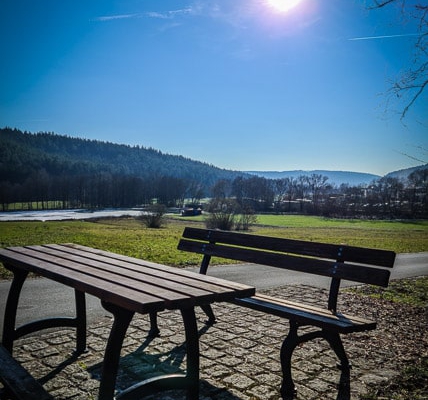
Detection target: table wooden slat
<box><xmin>41</xmin><ymin>244</ymin><xmax>243</xmax><ymax>299</ymax></box>
<box><xmin>0</xmin><ymin>244</ymin><xmax>255</xmax><ymax>313</ymax></box>
<box><xmin>24</xmin><ymin>245</ymin><xmax>217</xmax><ymax>303</ymax></box>
<box><xmin>11</xmin><ymin>246</ymin><xmax>200</xmax><ymax>308</ymax></box>
<box><xmin>63</xmin><ymin>243</ymin><xmax>254</xmax><ymax>294</ymax></box>
<box><xmin>0</xmin><ymin>248</ymin><xmax>166</xmax><ymax>313</ymax></box>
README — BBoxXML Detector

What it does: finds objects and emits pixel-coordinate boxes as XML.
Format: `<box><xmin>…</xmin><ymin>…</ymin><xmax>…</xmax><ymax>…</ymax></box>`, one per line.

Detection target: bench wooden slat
<box><xmin>248</xmin><ymin>293</ymin><xmax>375</xmax><ymax>328</ymax></box>
<box><xmin>178</xmin><ymin>239</ymin><xmax>392</xmax><ymax>287</ymax></box>
<box><xmin>0</xmin><ymin>345</ymin><xmax>53</xmax><ymax>400</ymax></box>
<box><xmin>182</xmin><ymin>227</ymin><xmax>396</xmax><ymax>268</ymax></box>
<box><xmin>233</xmin><ymin>295</ymin><xmax>376</xmax><ymax>333</ymax></box>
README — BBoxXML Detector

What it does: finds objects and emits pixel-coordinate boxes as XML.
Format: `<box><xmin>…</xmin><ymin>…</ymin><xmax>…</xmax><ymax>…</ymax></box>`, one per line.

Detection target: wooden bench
<box><xmin>174</xmin><ymin>227</ymin><xmax>396</xmax><ymax>398</ymax></box>
<box><xmin>0</xmin><ymin>345</ymin><xmax>53</xmax><ymax>400</ymax></box>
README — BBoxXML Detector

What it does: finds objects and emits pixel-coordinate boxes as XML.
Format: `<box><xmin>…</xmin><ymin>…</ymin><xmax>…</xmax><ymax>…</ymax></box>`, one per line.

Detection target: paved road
<box><xmin>0</xmin><ymin>252</ymin><xmax>426</xmax><ymax>340</ymax></box>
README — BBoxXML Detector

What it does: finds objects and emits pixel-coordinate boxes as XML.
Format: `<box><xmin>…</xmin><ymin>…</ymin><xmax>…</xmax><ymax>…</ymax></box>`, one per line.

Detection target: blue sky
<box><xmin>1</xmin><ymin>0</ymin><xmax>426</xmax><ymax>176</ymax></box>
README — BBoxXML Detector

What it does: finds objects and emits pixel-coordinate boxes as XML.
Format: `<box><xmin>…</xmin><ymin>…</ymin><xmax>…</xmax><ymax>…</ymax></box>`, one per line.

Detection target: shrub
<box><xmin>139</xmin><ymin>204</ymin><xmax>167</xmax><ymax>228</ymax></box>
<box><xmin>205</xmin><ymin>198</ymin><xmax>238</xmax><ymax>231</ymax></box>
<box><xmin>235</xmin><ymin>205</ymin><xmax>257</xmax><ymax>231</ymax></box>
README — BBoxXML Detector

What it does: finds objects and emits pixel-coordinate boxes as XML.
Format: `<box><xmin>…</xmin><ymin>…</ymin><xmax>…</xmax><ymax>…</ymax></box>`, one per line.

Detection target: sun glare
<box><xmin>266</xmin><ymin>0</ymin><xmax>304</xmax><ymax>13</ymax></box>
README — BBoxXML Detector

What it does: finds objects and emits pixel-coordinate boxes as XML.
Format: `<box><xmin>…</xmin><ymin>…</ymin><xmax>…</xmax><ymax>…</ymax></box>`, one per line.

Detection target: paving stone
<box><xmin>246</xmin><ymin>383</ymin><xmax>280</xmax><ymax>399</ymax></box>
<box><xmin>6</xmin><ymin>284</ymin><xmax>427</xmax><ymax>399</ymax></box>
<box><xmin>223</xmin><ymin>373</ymin><xmax>255</xmax><ymax>389</ymax></box>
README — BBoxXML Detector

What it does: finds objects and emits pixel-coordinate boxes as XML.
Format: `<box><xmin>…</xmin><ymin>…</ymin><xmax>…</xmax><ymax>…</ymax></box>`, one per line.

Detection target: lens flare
<box><xmin>266</xmin><ymin>0</ymin><xmax>304</xmax><ymax>13</ymax></box>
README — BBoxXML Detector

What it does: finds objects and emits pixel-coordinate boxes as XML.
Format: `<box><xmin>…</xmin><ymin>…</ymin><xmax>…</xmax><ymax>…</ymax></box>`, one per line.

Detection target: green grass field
<box><xmin>0</xmin><ymin>215</ymin><xmax>427</xmax><ymax>278</ymax></box>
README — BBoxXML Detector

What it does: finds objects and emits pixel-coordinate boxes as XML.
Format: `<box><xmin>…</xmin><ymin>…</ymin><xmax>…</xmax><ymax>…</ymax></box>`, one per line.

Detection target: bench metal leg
<box><xmin>74</xmin><ymin>289</ymin><xmax>87</xmax><ymax>354</ymax></box>
<box><xmin>281</xmin><ymin>324</ymin><xmax>327</xmax><ymax>397</ymax></box>
<box><xmin>200</xmin><ymin>304</ymin><xmax>216</xmax><ymax>325</ymax></box>
<box><xmin>280</xmin><ymin>322</ymin><xmax>351</xmax><ymax>399</ymax></box>
<box><xmin>280</xmin><ymin>321</ymin><xmax>299</xmax><ymax>399</ymax></box>
<box><xmin>182</xmin><ymin>307</ymin><xmax>200</xmax><ymax>400</ymax></box>
<box><xmin>324</xmin><ymin>332</ymin><xmax>351</xmax><ymax>371</ymax></box>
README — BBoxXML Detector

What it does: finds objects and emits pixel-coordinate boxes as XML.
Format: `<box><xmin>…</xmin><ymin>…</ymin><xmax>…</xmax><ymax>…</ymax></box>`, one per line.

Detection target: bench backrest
<box><xmin>177</xmin><ymin>227</ymin><xmax>396</xmax><ymax>312</ymax></box>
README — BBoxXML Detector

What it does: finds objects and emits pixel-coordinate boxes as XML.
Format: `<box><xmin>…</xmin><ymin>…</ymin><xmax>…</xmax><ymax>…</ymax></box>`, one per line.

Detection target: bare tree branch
<box><xmin>368</xmin><ymin>1</ymin><xmax>427</xmax><ymax>120</ymax></box>
<box><xmin>368</xmin><ymin>0</ymin><xmax>398</xmax><ymax>9</ymax></box>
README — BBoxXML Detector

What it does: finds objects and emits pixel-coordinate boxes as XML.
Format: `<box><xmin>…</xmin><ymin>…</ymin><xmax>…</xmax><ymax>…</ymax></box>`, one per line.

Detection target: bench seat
<box><xmin>0</xmin><ymin>345</ymin><xmax>53</xmax><ymax>400</ymax></box>
<box><xmin>233</xmin><ymin>293</ymin><xmax>376</xmax><ymax>333</ymax></box>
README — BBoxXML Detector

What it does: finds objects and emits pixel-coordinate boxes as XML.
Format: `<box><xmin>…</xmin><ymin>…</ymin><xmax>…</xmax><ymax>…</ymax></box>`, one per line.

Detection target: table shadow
<box><xmin>87</xmin><ymin>323</ymin><xmax>244</xmax><ymax>399</ymax></box>
<box><xmin>335</xmin><ymin>368</ymin><xmax>351</xmax><ymax>400</ymax></box>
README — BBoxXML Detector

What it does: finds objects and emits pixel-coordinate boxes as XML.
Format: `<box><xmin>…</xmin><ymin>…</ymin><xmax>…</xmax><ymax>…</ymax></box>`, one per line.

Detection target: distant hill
<box><xmin>246</xmin><ymin>170</ymin><xmax>381</xmax><ymax>186</ymax></box>
<box><xmin>0</xmin><ymin>127</ymin><xmax>247</xmax><ymax>190</ymax></box>
<box><xmin>385</xmin><ymin>164</ymin><xmax>428</xmax><ymax>180</ymax></box>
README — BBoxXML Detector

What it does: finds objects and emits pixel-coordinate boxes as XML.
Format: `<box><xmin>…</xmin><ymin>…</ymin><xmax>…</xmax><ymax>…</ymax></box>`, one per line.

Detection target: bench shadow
<box><xmin>286</xmin><ymin>369</ymin><xmax>350</xmax><ymax>400</ymax></box>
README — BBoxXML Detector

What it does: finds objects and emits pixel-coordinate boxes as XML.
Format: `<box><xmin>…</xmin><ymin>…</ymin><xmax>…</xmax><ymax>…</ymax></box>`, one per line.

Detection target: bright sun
<box><xmin>266</xmin><ymin>0</ymin><xmax>304</xmax><ymax>13</ymax></box>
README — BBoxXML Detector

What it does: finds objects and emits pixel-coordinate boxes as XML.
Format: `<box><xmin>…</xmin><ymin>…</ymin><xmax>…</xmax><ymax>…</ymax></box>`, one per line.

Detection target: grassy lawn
<box><xmin>0</xmin><ymin>215</ymin><xmax>427</xmax><ymax>278</ymax></box>
<box><xmin>351</xmin><ymin>276</ymin><xmax>428</xmax><ymax>308</ymax></box>
<box><xmin>178</xmin><ymin>214</ymin><xmax>428</xmax><ymax>252</ymax></box>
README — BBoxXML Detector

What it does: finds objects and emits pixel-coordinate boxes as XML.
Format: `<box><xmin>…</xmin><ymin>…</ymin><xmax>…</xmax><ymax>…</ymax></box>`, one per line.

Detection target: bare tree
<box><xmin>305</xmin><ymin>174</ymin><xmax>330</xmax><ymax>213</ymax></box>
<box><xmin>368</xmin><ymin>1</ymin><xmax>427</xmax><ymax>120</ymax></box>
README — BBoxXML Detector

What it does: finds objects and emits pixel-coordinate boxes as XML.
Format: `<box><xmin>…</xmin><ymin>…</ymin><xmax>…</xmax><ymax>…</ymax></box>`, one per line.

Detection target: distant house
<box><xmin>181</xmin><ymin>207</ymin><xmax>202</xmax><ymax>216</ymax></box>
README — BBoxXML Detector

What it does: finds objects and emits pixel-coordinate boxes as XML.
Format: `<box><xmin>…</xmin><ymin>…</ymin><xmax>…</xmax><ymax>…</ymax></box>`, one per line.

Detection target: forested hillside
<box><xmin>0</xmin><ymin>128</ymin><xmax>247</xmax><ymax>209</ymax></box>
<box><xmin>0</xmin><ymin>127</ymin><xmax>243</xmax><ymax>185</ymax></box>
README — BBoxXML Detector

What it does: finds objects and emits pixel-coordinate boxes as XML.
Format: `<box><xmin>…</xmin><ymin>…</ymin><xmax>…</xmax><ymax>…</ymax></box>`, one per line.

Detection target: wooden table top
<box><xmin>0</xmin><ymin>244</ymin><xmax>255</xmax><ymax>314</ymax></box>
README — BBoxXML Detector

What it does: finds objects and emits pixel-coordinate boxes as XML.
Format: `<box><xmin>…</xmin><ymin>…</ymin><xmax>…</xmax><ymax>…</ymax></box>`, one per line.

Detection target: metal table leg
<box><xmin>2</xmin><ymin>264</ymin><xmax>87</xmax><ymax>355</ymax></box>
<box><xmin>116</xmin><ymin>307</ymin><xmax>200</xmax><ymax>400</ymax></box>
<box><xmin>98</xmin><ymin>301</ymin><xmax>135</xmax><ymax>400</ymax></box>
<box><xmin>2</xmin><ymin>267</ymin><xmax>28</xmax><ymax>353</ymax></box>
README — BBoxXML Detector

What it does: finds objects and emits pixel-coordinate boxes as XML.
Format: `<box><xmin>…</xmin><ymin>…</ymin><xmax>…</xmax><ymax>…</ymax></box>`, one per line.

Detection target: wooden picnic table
<box><xmin>0</xmin><ymin>243</ymin><xmax>255</xmax><ymax>400</ymax></box>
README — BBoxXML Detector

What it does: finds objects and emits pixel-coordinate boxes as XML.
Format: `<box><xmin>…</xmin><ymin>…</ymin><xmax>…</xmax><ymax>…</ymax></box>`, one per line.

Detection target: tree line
<box><xmin>211</xmin><ymin>171</ymin><xmax>428</xmax><ymax>219</ymax></box>
<box><xmin>1</xmin><ymin>169</ymin><xmax>427</xmax><ymax>219</ymax></box>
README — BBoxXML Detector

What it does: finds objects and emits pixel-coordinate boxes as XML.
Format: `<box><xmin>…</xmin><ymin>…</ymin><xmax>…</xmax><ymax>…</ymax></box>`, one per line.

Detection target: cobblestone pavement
<box><xmin>4</xmin><ymin>284</ymin><xmax>428</xmax><ymax>399</ymax></box>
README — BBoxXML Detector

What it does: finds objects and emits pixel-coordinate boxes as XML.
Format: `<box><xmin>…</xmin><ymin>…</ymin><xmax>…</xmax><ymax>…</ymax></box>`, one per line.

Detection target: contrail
<box><xmin>349</xmin><ymin>33</ymin><xmax>420</xmax><ymax>41</ymax></box>
<box><xmin>93</xmin><ymin>14</ymin><xmax>140</xmax><ymax>21</ymax></box>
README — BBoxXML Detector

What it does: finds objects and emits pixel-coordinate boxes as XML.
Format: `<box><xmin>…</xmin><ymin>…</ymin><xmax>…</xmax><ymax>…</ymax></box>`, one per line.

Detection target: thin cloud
<box><xmin>349</xmin><ymin>33</ymin><xmax>420</xmax><ymax>41</ymax></box>
<box><xmin>146</xmin><ymin>12</ymin><xmax>170</xmax><ymax>19</ymax></box>
<box><xmin>94</xmin><ymin>8</ymin><xmax>194</xmax><ymax>22</ymax></box>
<box><xmin>93</xmin><ymin>14</ymin><xmax>141</xmax><ymax>22</ymax></box>
<box><xmin>149</xmin><ymin>7</ymin><xmax>194</xmax><ymax>19</ymax></box>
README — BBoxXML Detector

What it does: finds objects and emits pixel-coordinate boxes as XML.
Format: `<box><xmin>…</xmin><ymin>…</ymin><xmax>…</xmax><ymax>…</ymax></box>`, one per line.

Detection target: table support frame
<box><xmin>100</xmin><ymin>302</ymin><xmax>199</xmax><ymax>400</ymax></box>
<box><xmin>2</xmin><ymin>264</ymin><xmax>87</xmax><ymax>355</ymax></box>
